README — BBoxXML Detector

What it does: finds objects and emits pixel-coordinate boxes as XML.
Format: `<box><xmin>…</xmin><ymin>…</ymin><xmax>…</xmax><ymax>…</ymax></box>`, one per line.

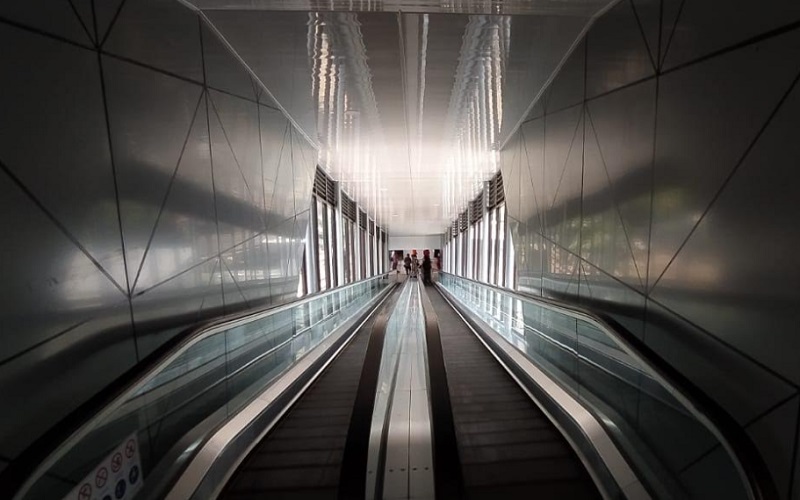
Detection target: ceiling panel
<box><xmin>189</xmin><ymin>0</ymin><xmax>610</xmax><ymax>16</ymax></box>
<box><xmin>196</xmin><ymin>4</ymin><xmax>609</xmax><ymax>235</ymax></box>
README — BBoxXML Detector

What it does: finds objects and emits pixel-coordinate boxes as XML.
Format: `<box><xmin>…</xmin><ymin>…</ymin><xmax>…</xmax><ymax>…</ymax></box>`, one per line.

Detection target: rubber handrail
<box><xmin>339</xmin><ymin>283</ymin><xmax>401</xmax><ymax>499</ymax></box>
<box><xmin>418</xmin><ymin>284</ymin><xmax>464</xmax><ymax>499</ymax></box>
<box><xmin>438</xmin><ymin>272</ymin><xmax>778</xmax><ymax>500</ymax></box>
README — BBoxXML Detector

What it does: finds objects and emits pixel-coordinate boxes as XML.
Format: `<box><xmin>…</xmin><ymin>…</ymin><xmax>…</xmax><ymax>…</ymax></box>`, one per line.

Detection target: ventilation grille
<box><xmin>313</xmin><ymin>167</ymin><xmax>337</xmax><ymax>206</ymax></box>
<box><xmin>469</xmin><ymin>191</ymin><xmax>484</xmax><ymax>223</ymax></box>
<box><xmin>342</xmin><ymin>193</ymin><xmax>357</xmax><ymax>222</ymax></box>
<box><xmin>459</xmin><ymin>211</ymin><xmax>468</xmax><ymax>232</ymax></box>
<box><xmin>488</xmin><ymin>171</ymin><xmax>504</xmax><ymax>208</ymax></box>
<box><xmin>358</xmin><ymin>209</ymin><xmax>367</xmax><ymax>231</ymax></box>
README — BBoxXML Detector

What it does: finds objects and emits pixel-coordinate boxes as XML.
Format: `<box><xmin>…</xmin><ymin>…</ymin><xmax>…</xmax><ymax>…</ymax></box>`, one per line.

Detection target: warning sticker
<box><xmin>95</xmin><ymin>467</ymin><xmax>108</xmax><ymax>488</ymax></box>
<box><xmin>125</xmin><ymin>439</ymin><xmax>136</xmax><ymax>459</ymax></box>
<box><xmin>64</xmin><ymin>433</ymin><xmax>143</xmax><ymax>500</ymax></box>
<box><xmin>110</xmin><ymin>453</ymin><xmax>123</xmax><ymax>473</ymax></box>
<box><xmin>78</xmin><ymin>483</ymin><xmax>91</xmax><ymax>500</ymax></box>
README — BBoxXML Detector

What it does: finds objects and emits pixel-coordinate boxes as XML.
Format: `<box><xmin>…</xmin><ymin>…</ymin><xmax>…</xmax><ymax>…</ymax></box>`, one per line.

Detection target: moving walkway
<box><xmin>0</xmin><ymin>273</ymin><xmax>776</xmax><ymax>499</ymax></box>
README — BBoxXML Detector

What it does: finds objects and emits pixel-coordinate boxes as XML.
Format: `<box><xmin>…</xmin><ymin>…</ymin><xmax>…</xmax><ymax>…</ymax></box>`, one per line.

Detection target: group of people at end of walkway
<box><xmin>393</xmin><ymin>250</ymin><xmax>436</xmax><ymax>285</ymax></box>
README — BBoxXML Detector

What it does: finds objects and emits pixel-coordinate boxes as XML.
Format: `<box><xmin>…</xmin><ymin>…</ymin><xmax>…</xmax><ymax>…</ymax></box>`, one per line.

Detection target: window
<box><xmin>311</xmin><ymin>168</ymin><xmax>339</xmax><ymax>292</ymax></box>
<box><xmin>342</xmin><ymin>219</ymin><xmax>353</xmax><ymax>284</ymax></box>
<box><xmin>445</xmin><ymin>171</ymin><xmax>513</xmax><ymax>288</ymax></box>
<box><xmin>368</xmin><ymin>220</ymin><xmax>375</xmax><ymax>276</ymax></box>
<box><xmin>488</xmin><ymin>208</ymin><xmax>496</xmax><ymax>283</ymax></box>
<box><xmin>497</xmin><ymin>204</ymin><xmax>506</xmax><ymax>287</ymax></box>
<box><xmin>305</xmin><ymin>172</ymin><xmax>386</xmax><ymax>290</ymax></box>
<box><xmin>451</xmin><ymin>230</ymin><xmax>456</xmax><ymax>273</ymax></box>
<box><xmin>455</xmin><ymin>233</ymin><xmax>461</xmax><ymax>275</ymax></box>
<box><xmin>342</xmin><ymin>194</ymin><xmax>357</xmax><ymax>284</ymax></box>
<box><xmin>316</xmin><ymin>198</ymin><xmax>328</xmax><ymax>290</ymax></box>
<box><xmin>475</xmin><ymin>218</ymin><xmax>483</xmax><ymax>279</ymax></box>
<box><xmin>357</xmin><ymin>210</ymin><xmax>368</xmax><ymax>278</ymax></box>
<box><xmin>326</xmin><ymin>203</ymin><xmax>338</xmax><ymax>287</ymax></box>
<box><xmin>377</xmin><ymin>229</ymin><xmax>386</xmax><ymax>274</ymax></box>
<box><xmin>467</xmin><ymin>224</ymin><xmax>474</xmax><ymax>279</ymax></box>
<box><xmin>481</xmin><ymin>214</ymin><xmax>490</xmax><ymax>281</ymax></box>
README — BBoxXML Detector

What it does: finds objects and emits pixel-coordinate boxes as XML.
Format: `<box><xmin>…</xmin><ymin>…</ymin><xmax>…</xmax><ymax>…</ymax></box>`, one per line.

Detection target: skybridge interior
<box><xmin>0</xmin><ymin>0</ymin><xmax>799</xmax><ymax>499</ymax></box>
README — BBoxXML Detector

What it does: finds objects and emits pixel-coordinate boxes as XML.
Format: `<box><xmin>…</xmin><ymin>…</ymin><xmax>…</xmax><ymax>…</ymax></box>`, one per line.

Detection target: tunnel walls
<box><xmin>0</xmin><ymin>0</ymin><xmax>315</xmax><ymax>466</ymax></box>
<box><xmin>500</xmin><ymin>1</ymin><xmax>800</xmax><ymax>497</ymax></box>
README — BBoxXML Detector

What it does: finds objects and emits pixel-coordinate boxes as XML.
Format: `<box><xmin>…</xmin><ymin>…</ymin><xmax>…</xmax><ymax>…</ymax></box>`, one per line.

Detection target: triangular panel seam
<box><xmin>650</xmin><ymin>68</ymin><xmax>800</xmax><ymax>292</ymax></box>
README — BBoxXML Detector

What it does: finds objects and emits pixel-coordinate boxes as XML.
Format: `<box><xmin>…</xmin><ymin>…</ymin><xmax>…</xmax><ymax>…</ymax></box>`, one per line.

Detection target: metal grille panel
<box><xmin>359</xmin><ymin>209</ymin><xmax>367</xmax><ymax>230</ymax></box>
<box><xmin>342</xmin><ymin>193</ymin><xmax>357</xmax><ymax>222</ymax></box>
<box><xmin>487</xmin><ymin>171</ymin><xmax>504</xmax><ymax>208</ymax></box>
<box><xmin>458</xmin><ymin>211</ymin><xmax>468</xmax><ymax>232</ymax></box>
<box><xmin>313</xmin><ymin>167</ymin><xmax>337</xmax><ymax>206</ymax></box>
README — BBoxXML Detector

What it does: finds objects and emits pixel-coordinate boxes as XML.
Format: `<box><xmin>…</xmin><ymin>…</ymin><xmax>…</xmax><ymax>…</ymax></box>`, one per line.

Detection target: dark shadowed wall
<box><xmin>501</xmin><ymin>1</ymin><xmax>800</xmax><ymax>497</ymax></box>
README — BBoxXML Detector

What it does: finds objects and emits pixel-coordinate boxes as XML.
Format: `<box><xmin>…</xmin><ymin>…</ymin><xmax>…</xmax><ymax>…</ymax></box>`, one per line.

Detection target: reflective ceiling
<box><xmin>185</xmin><ymin>0</ymin><xmax>613</xmax><ymax>234</ymax></box>
<box><xmin>188</xmin><ymin>0</ymin><xmax>612</xmax><ymax>15</ymax></box>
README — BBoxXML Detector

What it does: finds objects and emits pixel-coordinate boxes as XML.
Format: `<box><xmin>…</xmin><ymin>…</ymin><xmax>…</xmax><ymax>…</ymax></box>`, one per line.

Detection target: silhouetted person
<box><xmin>404</xmin><ymin>253</ymin><xmax>411</xmax><ymax>275</ymax></box>
<box><xmin>422</xmin><ymin>255</ymin><xmax>432</xmax><ymax>285</ymax></box>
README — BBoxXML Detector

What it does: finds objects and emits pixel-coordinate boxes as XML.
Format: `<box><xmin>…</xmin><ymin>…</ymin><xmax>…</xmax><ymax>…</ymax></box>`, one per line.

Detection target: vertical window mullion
<box><xmin>350</xmin><ymin>222</ymin><xmax>356</xmax><ymax>281</ymax></box>
<box><xmin>482</xmin><ymin>215</ymin><xmax>489</xmax><ymax>282</ymax></box>
<box><xmin>369</xmin><ymin>229</ymin><xmax>374</xmax><ymax>276</ymax></box>
<box><xmin>455</xmin><ymin>233</ymin><xmax>461</xmax><ymax>276</ymax></box>
<box><xmin>478</xmin><ymin>219</ymin><xmax>484</xmax><ymax>281</ymax></box>
<box><xmin>317</xmin><ymin>199</ymin><xmax>327</xmax><ymax>291</ymax></box>
<box><xmin>498</xmin><ymin>205</ymin><xmax>506</xmax><ymax>288</ymax></box>
<box><xmin>348</xmin><ymin>221</ymin><xmax>354</xmax><ymax>283</ymax></box>
<box><xmin>467</xmin><ymin>225</ymin><xmax>474</xmax><ymax>279</ymax></box>
<box><xmin>473</xmin><ymin>222</ymin><xmax>479</xmax><ymax>278</ymax></box>
<box><xmin>341</xmin><ymin>221</ymin><xmax>347</xmax><ymax>285</ymax></box>
<box><xmin>327</xmin><ymin>204</ymin><xmax>337</xmax><ymax>287</ymax></box>
<box><xmin>360</xmin><ymin>229</ymin><xmax>366</xmax><ymax>279</ymax></box>
<box><xmin>495</xmin><ymin>206</ymin><xmax>502</xmax><ymax>286</ymax></box>
<box><xmin>488</xmin><ymin>209</ymin><xmax>496</xmax><ymax>284</ymax></box>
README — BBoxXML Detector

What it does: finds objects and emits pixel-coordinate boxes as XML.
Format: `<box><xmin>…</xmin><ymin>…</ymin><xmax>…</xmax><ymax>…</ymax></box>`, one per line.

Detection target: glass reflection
<box><xmin>22</xmin><ymin>276</ymin><xmax>391</xmax><ymax>500</ymax></box>
<box><xmin>439</xmin><ymin>273</ymin><xmax>750</xmax><ymax>499</ymax></box>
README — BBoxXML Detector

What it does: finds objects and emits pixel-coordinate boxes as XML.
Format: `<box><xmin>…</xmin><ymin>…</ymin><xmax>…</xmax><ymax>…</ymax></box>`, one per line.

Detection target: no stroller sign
<box><xmin>64</xmin><ymin>433</ymin><xmax>143</xmax><ymax>500</ymax></box>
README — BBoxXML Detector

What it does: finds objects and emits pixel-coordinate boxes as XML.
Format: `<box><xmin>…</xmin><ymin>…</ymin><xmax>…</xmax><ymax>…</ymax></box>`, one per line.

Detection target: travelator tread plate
<box><xmin>428</xmin><ymin>287</ymin><xmax>600</xmax><ymax>500</ymax></box>
<box><xmin>221</xmin><ymin>298</ymin><xmax>386</xmax><ymax>500</ymax></box>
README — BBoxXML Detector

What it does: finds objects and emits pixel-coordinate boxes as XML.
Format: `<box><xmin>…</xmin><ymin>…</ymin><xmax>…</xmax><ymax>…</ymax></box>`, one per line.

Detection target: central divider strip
<box><xmin>340</xmin><ymin>280</ymin><xmax>438</xmax><ymax>500</ymax></box>
<box><xmin>339</xmin><ymin>282</ymin><xmax>405</xmax><ymax>499</ymax></box>
<box><xmin>377</xmin><ymin>280</ymin><xmax>434</xmax><ymax>499</ymax></box>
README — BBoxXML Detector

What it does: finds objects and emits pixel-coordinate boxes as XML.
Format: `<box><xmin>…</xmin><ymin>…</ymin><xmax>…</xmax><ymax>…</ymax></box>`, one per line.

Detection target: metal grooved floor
<box><xmin>426</xmin><ymin>287</ymin><xmax>601</xmax><ymax>500</ymax></box>
<box><xmin>221</xmin><ymin>310</ymin><xmax>382</xmax><ymax>500</ymax></box>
